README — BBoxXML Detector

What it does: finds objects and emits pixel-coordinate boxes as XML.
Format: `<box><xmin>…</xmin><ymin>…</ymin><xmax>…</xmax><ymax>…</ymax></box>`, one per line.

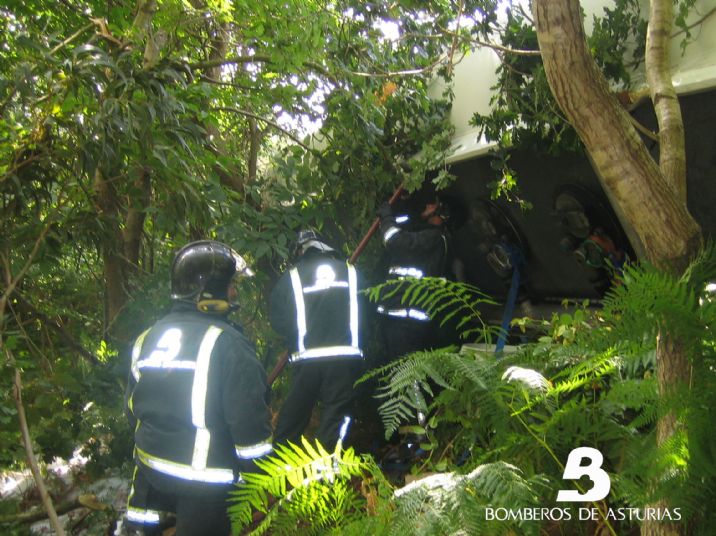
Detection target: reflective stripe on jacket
<box><xmin>126</xmin><ymin>305</ymin><xmax>273</xmax><ymax>487</ymax></box>
<box><xmin>376</xmin><ymin>223</ymin><xmax>449</xmax><ymax>318</ymax></box>
<box><xmin>270</xmin><ymin>252</ymin><xmax>364</xmax><ymax>363</ymax></box>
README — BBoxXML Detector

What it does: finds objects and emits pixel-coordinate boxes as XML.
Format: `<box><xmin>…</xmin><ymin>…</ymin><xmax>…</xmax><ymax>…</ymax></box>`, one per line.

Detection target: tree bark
<box><xmin>646</xmin><ymin>0</ymin><xmax>686</xmax><ymax>204</ymax></box>
<box><xmin>123</xmin><ymin>167</ymin><xmax>152</xmax><ymax>270</ymax></box>
<box><xmin>203</xmin><ymin>17</ymin><xmax>248</xmax><ymax>194</ymax></box>
<box><xmin>247</xmin><ymin>117</ymin><xmax>259</xmax><ymax>184</ymax></box>
<box><xmin>642</xmin><ymin>2</ymin><xmax>691</xmax><ymax>533</ymax></box>
<box><xmin>93</xmin><ymin>168</ymin><xmax>128</xmax><ymax>327</ymax></box>
<box><xmin>641</xmin><ymin>330</ymin><xmax>690</xmax><ymax>536</ymax></box>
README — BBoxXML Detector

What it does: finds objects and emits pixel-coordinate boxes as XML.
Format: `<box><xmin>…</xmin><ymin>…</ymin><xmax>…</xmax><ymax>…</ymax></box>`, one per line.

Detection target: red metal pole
<box><xmin>267</xmin><ymin>351</ymin><xmax>289</xmax><ymax>386</ymax></box>
<box><xmin>349</xmin><ymin>183</ymin><xmax>405</xmax><ymax>264</ymax></box>
<box><xmin>267</xmin><ymin>182</ymin><xmax>405</xmax><ymax>386</ymax></box>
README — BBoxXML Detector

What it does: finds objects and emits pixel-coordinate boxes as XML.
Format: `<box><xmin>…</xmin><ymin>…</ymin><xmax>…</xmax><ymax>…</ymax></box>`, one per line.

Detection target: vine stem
<box><xmin>512</xmin><ymin>410</ymin><xmax>617</xmax><ymax>536</ymax></box>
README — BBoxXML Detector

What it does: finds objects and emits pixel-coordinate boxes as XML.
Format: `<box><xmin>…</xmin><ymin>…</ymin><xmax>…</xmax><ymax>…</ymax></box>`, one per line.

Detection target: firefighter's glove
<box><xmin>377</xmin><ymin>202</ymin><xmax>394</xmax><ymax>222</ymax></box>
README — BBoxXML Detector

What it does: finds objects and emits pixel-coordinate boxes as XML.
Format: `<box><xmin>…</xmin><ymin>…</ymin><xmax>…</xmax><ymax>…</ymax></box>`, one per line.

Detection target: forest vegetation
<box><xmin>1</xmin><ymin>0</ymin><xmax>714</xmax><ymax>535</ymax></box>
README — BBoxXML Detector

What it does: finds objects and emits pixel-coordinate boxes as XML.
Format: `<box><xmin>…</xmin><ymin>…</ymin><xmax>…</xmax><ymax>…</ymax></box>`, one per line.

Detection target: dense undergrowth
<box><xmin>226</xmin><ymin>246</ymin><xmax>716</xmax><ymax>535</ymax></box>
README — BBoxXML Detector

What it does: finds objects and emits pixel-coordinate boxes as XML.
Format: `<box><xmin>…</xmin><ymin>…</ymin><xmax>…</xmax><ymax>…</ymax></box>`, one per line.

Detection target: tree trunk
<box><xmin>93</xmin><ymin>168</ymin><xmax>128</xmax><ymax>327</ymax></box>
<box><xmin>646</xmin><ymin>0</ymin><xmax>686</xmax><ymax>204</ymax></box>
<box><xmin>123</xmin><ymin>167</ymin><xmax>152</xmax><ymax>270</ymax></box>
<box><xmin>639</xmin><ymin>330</ymin><xmax>691</xmax><ymax>536</ymax></box>
<box><xmin>642</xmin><ymin>2</ymin><xmax>691</xmax><ymax>533</ymax></box>
<box><xmin>93</xmin><ymin>1</ymin><xmax>160</xmax><ymax>332</ymax></box>
<box><xmin>190</xmin><ymin>3</ymin><xmax>247</xmax><ymax>194</ymax></box>
<box><xmin>247</xmin><ymin>117</ymin><xmax>259</xmax><ymax>184</ymax></box>
<box><xmin>532</xmin><ymin>1</ymin><xmax>701</xmax><ymax>534</ymax></box>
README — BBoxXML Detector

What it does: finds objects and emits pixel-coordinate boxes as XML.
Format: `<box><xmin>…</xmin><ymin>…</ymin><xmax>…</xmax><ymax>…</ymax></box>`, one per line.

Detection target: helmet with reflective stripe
<box><xmin>171</xmin><ymin>241</ymin><xmax>252</xmax><ymax>309</ymax></box>
<box><xmin>293</xmin><ymin>229</ymin><xmax>335</xmax><ymax>258</ymax></box>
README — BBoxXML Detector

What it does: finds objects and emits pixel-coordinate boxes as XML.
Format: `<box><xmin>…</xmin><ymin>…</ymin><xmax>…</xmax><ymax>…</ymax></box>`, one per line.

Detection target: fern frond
<box><xmin>389</xmin><ymin>462</ymin><xmax>547</xmax><ymax>536</ymax></box>
<box><xmin>601</xmin><ymin>261</ymin><xmax>704</xmax><ymax>353</ymax></box>
<box><xmin>228</xmin><ymin>439</ymin><xmax>369</xmax><ymax>534</ymax></box>
<box><xmin>367</xmin><ymin>277</ymin><xmax>498</xmax><ymax>340</ymax></box>
<box><xmin>548</xmin><ymin>349</ymin><xmax>620</xmax><ymax>397</ymax></box>
<box><xmin>680</xmin><ymin>240</ymin><xmax>716</xmax><ymax>290</ymax></box>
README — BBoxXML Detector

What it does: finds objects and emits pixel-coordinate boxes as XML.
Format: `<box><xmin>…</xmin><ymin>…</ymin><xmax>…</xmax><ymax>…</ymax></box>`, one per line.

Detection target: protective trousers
<box><xmin>126</xmin><ymin>468</ymin><xmax>232</xmax><ymax>536</ymax></box>
<box><xmin>275</xmin><ymin>360</ymin><xmax>363</xmax><ymax>451</ymax></box>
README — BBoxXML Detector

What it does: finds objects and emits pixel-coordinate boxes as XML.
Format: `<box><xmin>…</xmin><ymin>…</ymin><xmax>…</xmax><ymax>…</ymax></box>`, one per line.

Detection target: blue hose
<box><xmin>495</xmin><ymin>244</ymin><xmax>523</xmax><ymax>356</ymax></box>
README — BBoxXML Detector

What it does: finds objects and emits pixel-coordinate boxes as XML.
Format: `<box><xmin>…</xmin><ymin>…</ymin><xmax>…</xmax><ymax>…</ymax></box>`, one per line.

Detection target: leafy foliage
<box><xmin>389</xmin><ymin>462</ymin><xmax>548</xmax><ymax>536</ymax></box>
<box><xmin>0</xmin><ymin>0</ymin><xmax>712</xmax><ymax>534</ymax></box>
<box><xmin>0</xmin><ymin>0</ymin><xmax>464</xmax><ymax>481</ymax></box>
<box><xmin>356</xmin><ymin>245</ymin><xmax>716</xmax><ymax>534</ymax></box>
<box><xmin>228</xmin><ymin>435</ymin><xmax>551</xmax><ymax>536</ymax></box>
<box><xmin>228</xmin><ymin>438</ymin><xmax>380</xmax><ymax>535</ymax></box>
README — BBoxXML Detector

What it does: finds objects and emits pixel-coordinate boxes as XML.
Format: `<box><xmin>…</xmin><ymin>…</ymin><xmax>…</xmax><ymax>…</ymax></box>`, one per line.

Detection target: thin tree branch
<box><xmin>7</xmin><ymin>301</ymin><xmax>55</xmax><ymax>373</ymax></box>
<box><xmin>48</xmin><ymin>22</ymin><xmax>94</xmax><ymax>56</ymax></box>
<box><xmin>1</xmin><ymin>153</ymin><xmax>47</xmax><ymax>183</ymax></box>
<box><xmin>472</xmin><ymin>38</ymin><xmax>542</xmax><ymax>57</ymax></box>
<box><xmin>197</xmin><ymin>74</ymin><xmax>256</xmax><ymax>91</ymax></box>
<box><xmin>10</xmin><ymin>363</ymin><xmax>66</xmax><ymax>536</ymax></box>
<box><xmin>0</xmin><ymin>495</ymin><xmax>102</xmax><ymax>525</ymax></box>
<box><xmin>629</xmin><ymin>115</ymin><xmax>659</xmax><ymax>142</ymax></box>
<box><xmin>446</xmin><ymin>0</ymin><xmax>467</xmax><ymax>77</ymax></box>
<box><xmin>0</xmin><ymin>222</ymin><xmax>52</xmax><ymax>307</ymax></box>
<box><xmin>671</xmin><ymin>5</ymin><xmax>716</xmax><ymax>38</ymax></box>
<box><xmin>10</xmin><ymin>291</ymin><xmax>102</xmax><ymax>366</ymax></box>
<box><xmin>188</xmin><ymin>56</ymin><xmax>334</xmax><ymax>83</ymax></box>
<box><xmin>398</xmin><ymin>29</ymin><xmax>540</xmax><ymax>56</ymax></box>
<box><xmin>188</xmin><ymin>54</ymin><xmax>272</xmax><ymax>70</ymax></box>
<box><xmin>348</xmin><ymin>52</ymin><xmax>453</xmax><ymax>78</ymax></box>
<box><xmin>211</xmin><ymin>107</ymin><xmax>312</xmax><ymax>150</ymax></box>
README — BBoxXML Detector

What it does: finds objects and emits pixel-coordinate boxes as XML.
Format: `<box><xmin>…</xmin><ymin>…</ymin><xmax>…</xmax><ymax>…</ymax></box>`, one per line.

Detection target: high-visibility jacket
<box><xmin>378</xmin><ymin>215</ymin><xmax>449</xmax><ymax>320</ymax></box>
<box><xmin>269</xmin><ymin>250</ymin><xmax>364</xmax><ymax>363</ymax></box>
<box><xmin>125</xmin><ymin>303</ymin><xmax>273</xmax><ymax>492</ymax></box>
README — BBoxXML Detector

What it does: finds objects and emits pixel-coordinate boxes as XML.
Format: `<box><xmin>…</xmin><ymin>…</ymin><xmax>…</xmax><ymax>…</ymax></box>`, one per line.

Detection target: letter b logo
<box><xmin>556</xmin><ymin>447</ymin><xmax>610</xmax><ymax>502</ymax></box>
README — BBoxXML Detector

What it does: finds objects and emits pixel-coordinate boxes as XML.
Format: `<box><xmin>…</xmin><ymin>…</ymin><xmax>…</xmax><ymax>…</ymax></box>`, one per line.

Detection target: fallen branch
<box><xmin>0</xmin><ymin>494</ymin><xmax>107</xmax><ymax>526</ymax></box>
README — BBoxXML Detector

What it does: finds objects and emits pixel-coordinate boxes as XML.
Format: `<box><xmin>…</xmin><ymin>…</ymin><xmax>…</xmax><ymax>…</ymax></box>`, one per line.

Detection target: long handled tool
<box><xmin>267</xmin><ymin>182</ymin><xmax>405</xmax><ymax>386</ymax></box>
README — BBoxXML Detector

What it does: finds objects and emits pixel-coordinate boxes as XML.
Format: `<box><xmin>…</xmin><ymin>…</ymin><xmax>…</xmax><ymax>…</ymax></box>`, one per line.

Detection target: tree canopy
<box><xmin>1</xmin><ymin>0</ymin><xmax>715</xmax><ymax>534</ymax></box>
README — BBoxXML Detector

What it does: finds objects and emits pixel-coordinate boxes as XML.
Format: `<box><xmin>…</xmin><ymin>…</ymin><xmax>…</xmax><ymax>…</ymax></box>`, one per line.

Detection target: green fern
<box><xmin>374</xmin><ymin>351</ymin><xmax>450</xmax><ymax>438</ymax></box>
<box><xmin>366</xmin><ymin>277</ymin><xmax>500</xmax><ymax>341</ymax></box>
<box><xmin>601</xmin><ymin>262</ymin><xmax>703</xmax><ymax>355</ymax></box>
<box><xmin>389</xmin><ymin>462</ymin><xmax>548</xmax><ymax>536</ymax></box>
<box><xmin>350</xmin><ymin>246</ymin><xmax>716</xmax><ymax>535</ymax></box>
<box><xmin>228</xmin><ymin>438</ymin><xmax>370</xmax><ymax>535</ymax></box>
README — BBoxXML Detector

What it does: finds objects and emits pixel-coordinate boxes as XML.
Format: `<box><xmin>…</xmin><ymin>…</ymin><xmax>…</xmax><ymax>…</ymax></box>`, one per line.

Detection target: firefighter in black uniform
<box><xmin>375</xmin><ymin>198</ymin><xmax>455</xmax><ymax>445</ymax></box>
<box><xmin>376</xmin><ymin>197</ymin><xmax>452</xmax><ymax>362</ymax></box>
<box><xmin>124</xmin><ymin>241</ymin><xmax>273</xmax><ymax>536</ymax></box>
<box><xmin>270</xmin><ymin>230</ymin><xmax>365</xmax><ymax>451</ymax></box>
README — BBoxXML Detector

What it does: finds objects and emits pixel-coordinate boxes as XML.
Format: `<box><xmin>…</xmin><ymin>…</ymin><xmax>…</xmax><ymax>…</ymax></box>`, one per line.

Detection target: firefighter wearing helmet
<box><xmin>269</xmin><ymin>229</ymin><xmax>366</xmax><ymax>451</ymax></box>
<box><xmin>376</xmin><ymin>196</ymin><xmax>453</xmax><ymax>360</ymax></box>
<box><xmin>124</xmin><ymin>240</ymin><xmax>272</xmax><ymax>536</ymax></box>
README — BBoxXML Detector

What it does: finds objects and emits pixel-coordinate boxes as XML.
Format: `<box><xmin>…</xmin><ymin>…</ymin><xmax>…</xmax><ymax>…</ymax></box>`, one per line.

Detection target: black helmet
<box><xmin>293</xmin><ymin>229</ymin><xmax>335</xmax><ymax>258</ymax></box>
<box><xmin>171</xmin><ymin>241</ymin><xmax>252</xmax><ymax>308</ymax></box>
